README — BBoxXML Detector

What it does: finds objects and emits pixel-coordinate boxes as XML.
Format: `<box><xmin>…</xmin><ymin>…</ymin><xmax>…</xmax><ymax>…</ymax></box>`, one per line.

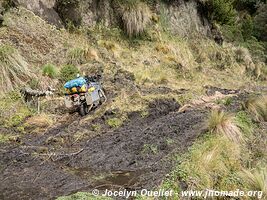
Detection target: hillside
<box><xmin>0</xmin><ymin>0</ymin><xmax>266</xmax><ymax>199</ymax></box>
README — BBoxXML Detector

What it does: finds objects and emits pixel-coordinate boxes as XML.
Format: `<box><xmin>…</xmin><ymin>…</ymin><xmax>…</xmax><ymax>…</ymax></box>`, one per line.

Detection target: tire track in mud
<box><xmin>0</xmin><ymin>99</ymin><xmax>207</xmax><ymax>199</ymax></box>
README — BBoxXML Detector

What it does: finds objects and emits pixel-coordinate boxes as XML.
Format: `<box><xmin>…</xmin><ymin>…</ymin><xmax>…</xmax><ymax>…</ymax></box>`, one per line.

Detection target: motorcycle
<box><xmin>64</xmin><ymin>77</ymin><xmax>106</xmax><ymax>116</ymax></box>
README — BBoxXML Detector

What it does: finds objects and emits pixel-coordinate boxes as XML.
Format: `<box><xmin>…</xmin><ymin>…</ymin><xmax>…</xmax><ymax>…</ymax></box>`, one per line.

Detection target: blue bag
<box><xmin>64</xmin><ymin>77</ymin><xmax>87</xmax><ymax>89</ymax></box>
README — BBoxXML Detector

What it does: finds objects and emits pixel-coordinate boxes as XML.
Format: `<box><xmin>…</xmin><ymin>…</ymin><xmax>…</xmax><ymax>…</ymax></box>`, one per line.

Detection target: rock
<box><xmin>158</xmin><ymin>0</ymin><xmax>211</xmax><ymax>37</ymax></box>
<box><xmin>13</xmin><ymin>0</ymin><xmax>63</xmax><ymax>27</ymax></box>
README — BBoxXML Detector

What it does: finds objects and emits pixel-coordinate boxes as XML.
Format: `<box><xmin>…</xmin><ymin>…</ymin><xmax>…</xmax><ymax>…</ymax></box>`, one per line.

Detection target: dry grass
<box><xmin>119</xmin><ymin>1</ymin><xmax>151</xmax><ymax>37</ymax></box>
<box><xmin>245</xmin><ymin>96</ymin><xmax>267</xmax><ymax>122</ymax></box>
<box><xmin>176</xmin><ymin>136</ymin><xmax>242</xmax><ymax>190</ymax></box>
<box><xmin>240</xmin><ymin>167</ymin><xmax>267</xmax><ymax>198</ymax></box>
<box><xmin>0</xmin><ymin>45</ymin><xmax>34</xmax><ymax>95</ymax></box>
<box><xmin>208</xmin><ymin>109</ymin><xmax>243</xmax><ymax>143</ymax></box>
<box><xmin>67</xmin><ymin>47</ymin><xmax>99</xmax><ymax>65</ymax></box>
<box><xmin>25</xmin><ymin>113</ymin><xmax>53</xmax><ymax>128</ymax></box>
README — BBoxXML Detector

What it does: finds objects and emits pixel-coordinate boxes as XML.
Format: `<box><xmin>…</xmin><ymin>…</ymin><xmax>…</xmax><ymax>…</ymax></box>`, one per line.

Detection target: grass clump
<box><xmin>163</xmin><ymin>135</ymin><xmax>242</xmax><ymax>191</ymax></box>
<box><xmin>208</xmin><ymin>109</ymin><xmax>243</xmax><ymax>143</ymax></box>
<box><xmin>117</xmin><ymin>0</ymin><xmax>151</xmax><ymax>37</ymax></box>
<box><xmin>59</xmin><ymin>65</ymin><xmax>80</xmax><ymax>82</ymax></box>
<box><xmin>0</xmin><ymin>45</ymin><xmax>33</xmax><ymax>95</ymax></box>
<box><xmin>245</xmin><ymin>96</ymin><xmax>267</xmax><ymax>122</ymax></box>
<box><xmin>240</xmin><ymin>167</ymin><xmax>267</xmax><ymax>199</ymax></box>
<box><xmin>42</xmin><ymin>64</ymin><xmax>57</xmax><ymax>78</ymax></box>
<box><xmin>0</xmin><ymin>134</ymin><xmax>11</xmax><ymax>144</ymax></box>
<box><xmin>106</xmin><ymin>117</ymin><xmax>123</xmax><ymax>128</ymax></box>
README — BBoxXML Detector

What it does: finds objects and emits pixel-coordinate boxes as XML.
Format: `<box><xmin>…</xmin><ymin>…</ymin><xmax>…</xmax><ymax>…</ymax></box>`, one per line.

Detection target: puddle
<box><xmin>66</xmin><ymin>166</ymin><xmax>145</xmax><ymax>190</ymax></box>
<box><xmin>93</xmin><ymin>170</ymin><xmax>144</xmax><ymax>190</ymax></box>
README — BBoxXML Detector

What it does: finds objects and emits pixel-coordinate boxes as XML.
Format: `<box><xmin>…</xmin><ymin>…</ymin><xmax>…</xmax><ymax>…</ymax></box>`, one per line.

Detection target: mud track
<box><xmin>0</xmin><ymin>99</ymin><xmax>207</xmax><ymax>200</ymax></box>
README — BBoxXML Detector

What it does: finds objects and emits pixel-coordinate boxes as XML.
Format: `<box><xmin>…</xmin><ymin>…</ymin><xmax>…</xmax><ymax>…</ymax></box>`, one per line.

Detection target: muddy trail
<box><xmin>0</xmin><ymin>87</ymin><xmax>254</xmax><ymax>200</ymax></box>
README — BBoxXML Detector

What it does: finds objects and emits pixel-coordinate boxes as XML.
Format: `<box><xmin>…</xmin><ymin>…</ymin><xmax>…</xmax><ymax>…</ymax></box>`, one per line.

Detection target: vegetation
<box><xmin>67</xmin><ymin>47</ymin><xmax>91</xmax><ymax>65</ymax></box>
<box><xmin>0</xmin><ymin>91</ymin><xmax>32</xmax><ymax>128</ymax></box>
<box><xmin>0</xmin><ymin>1</ymin><xmax>266</xmax><ymax>199</ymax></box>
<box><xmin>116</xmin><ymin>0</ymin><xmax>151</xmax><ymax>37</ymax></box>
<box><xmin>42</xmin><ymin>64</ymin><xmax>58</xmax><ymax>78</ymax></box>
<box><xmin>207</xmin><ymin>109</ymin><xmax>243</xmax><ymax>143</ymax></box>
<box><xmin>0</xmin><ymin>45</ymin><xmax>33</xmax><ymax>95</ymax></box>
<box><xmin>59</xmin><ymin>64</ymin><xmax>80</xmax><ymax>82</ymax></box>
<box><xmin>206</xmin><ymin>0</ymin><xmax>237</xmax><ymax>25</ymax></box>
<box><xmin>163</xmin><ymin>135</ymin><xmax>242</xmax><ymax>191</ymax></box>
<box><xmin>106</xmin><ymin>117</ymin><xmax>124</xmax><ymax>128</ymax></box>
<box><xmin>240</xmin><ymin>167</ymin><xmax>267</xmax><ymax>198</ymax></box>
<box><xmin>163</xmin><ymin>107</ymin><xmax>266</xmax><ymax>197</ymax></box>
<box><xmin>245</xmin><ymin>96</ymin><xmax>267</xmax><ymax>122</ymax></box>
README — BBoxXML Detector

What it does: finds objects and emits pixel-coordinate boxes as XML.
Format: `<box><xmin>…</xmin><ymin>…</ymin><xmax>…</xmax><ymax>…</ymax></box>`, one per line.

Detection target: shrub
<box><xmin>208</xmin><ymin>109</ymin><xmax>243</xmax><ymax>143</ymax></box>
<box><xmin>206</xmin><ymin>0</ymin><xmax>237</xmax><ymax>25</ymax></box>
<box><xmin>254</xmin><ymin>3</ymin><xmax>267</xmax><ymax>42</ymax></box>
<box><xmin>116</xmin><ymin>0</ymin><xmax>151</xmax><ymax>37</ymax></box>
<box><xmin>42</xmin><ymin>64</ymin><xmax>57</xmax><ymax>78</ymax></box>
<box><xmin>245</xmin><ymin>96</ymin><xmax>267</xmax><ymax>122</ymax></box>
<box><xmin>59</xmin><ymin>65</ymin><xmax>80</xmax><ymax>82</ymax></box>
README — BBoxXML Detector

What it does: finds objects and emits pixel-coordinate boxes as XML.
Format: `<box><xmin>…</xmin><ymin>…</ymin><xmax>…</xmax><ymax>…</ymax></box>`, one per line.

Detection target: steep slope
<box><xmin>0</xmin><ymin>1</ymin><xmax>266</xmax><ymax>200</ymax></box>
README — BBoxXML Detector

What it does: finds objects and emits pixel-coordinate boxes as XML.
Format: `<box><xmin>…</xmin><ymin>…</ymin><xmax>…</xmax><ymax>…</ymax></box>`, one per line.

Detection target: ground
<box><xmin>0</xmin><ymin>5</ymin><xmax>266</xmax><ymax>200</ymax></box>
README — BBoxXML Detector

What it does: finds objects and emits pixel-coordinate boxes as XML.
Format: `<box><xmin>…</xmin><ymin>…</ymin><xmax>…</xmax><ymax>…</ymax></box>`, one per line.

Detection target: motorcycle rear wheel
<box><xmin>79</xmin><ymin>103</ymin><xmax>90</xmax><ymax>116</ymax></box>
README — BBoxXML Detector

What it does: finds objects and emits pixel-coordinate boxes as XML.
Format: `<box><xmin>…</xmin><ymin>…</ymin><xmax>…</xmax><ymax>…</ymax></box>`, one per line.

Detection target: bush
<box><xmin>254</xmin><ymin>3</ymin><xmax>267</xmax><ymax>41</ymax></box>
<box><xmin>206</xmin><ymin>0</ymin><xmax>237</xmax><ymax>25</ymax></box>
<box><xmin>116</xmin><ymin>0</ymin><xmax>151</xmax><ymax>37</ymax></box>
<box><xmin>42</xmin><ymin>64</ymin><xmax>57</xmax><ymax>78</ymax></box>
<box><xmin>59</xmin><ymin>65</ymin><xmax>80</xmax><ymax>82</ymax></box>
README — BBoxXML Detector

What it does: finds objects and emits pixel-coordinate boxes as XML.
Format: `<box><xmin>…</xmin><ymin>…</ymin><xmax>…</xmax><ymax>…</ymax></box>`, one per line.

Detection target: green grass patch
<box><xmin>235</xmin><ymin>111</ymin><xmax>255</xmax><ymax>137</ymax></box>
<box><xmin>106</xmin><ymin>117</ymin><xmax>124</xmax><ymax>128</ymax></box>
<box><xmin>42</xmin><ymin>64</ymin><xmax>58</xmax><ymax>78</ymax></box>
<box><xmin>0</xmin><ymin>92</ymin><xmax>33</xmax><ymax>128</ymax></box>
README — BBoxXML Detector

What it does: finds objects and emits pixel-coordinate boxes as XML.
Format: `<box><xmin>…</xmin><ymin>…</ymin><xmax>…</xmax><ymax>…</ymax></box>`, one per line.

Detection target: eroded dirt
<box><xmin>0</xmin><ymin>98</ymin><xmax>208</xmax><ymax>200</ymax></box>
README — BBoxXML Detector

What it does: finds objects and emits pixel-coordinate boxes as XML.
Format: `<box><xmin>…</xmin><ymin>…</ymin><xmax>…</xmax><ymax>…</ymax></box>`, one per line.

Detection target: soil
<box><xmin>1</xmin><ymin>86</ymin><xmax>260</xmax><ymax>200</ymax></box>
<box><xmin>0</xmin><ymin>98</ymin><xmax>207</xmax><ymax>200</ymax></box>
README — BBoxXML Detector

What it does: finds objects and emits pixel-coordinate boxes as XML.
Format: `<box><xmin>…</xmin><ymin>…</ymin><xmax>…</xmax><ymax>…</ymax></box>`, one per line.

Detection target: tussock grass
<box><xmin>0</xmin><ymin>45</ymin><xmax>33</xmax><ymax>95</ymax></box>
<box><xmin>118</xmin><ymin>1</ymin><xmax>151</xmax><ymax>37</ymax></box>
<box><xmin>163</xmin><ymin>135</ymin><xmax>242</xmax><ymax>191</ymax></box>
<box><xmin>208</xmin><ymin>109</ymin><xmax>243</xmax><ymax>143</ymax></box>
<box><xmin>240</xmin><ymin>167</ymin><xmax>267</xmax><ymax>198</ymax></box>
<box><xmin>245</xmin><ymin>96</ymin><xmax>267</xmax><ymax>122</ymax></box>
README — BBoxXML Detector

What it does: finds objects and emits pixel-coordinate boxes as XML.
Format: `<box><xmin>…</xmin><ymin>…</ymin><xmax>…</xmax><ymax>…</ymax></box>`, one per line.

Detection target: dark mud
<box><xmin>0</xmin><ymin>97</ymin><xmax>208</xmax><ymax>200</ymax></box>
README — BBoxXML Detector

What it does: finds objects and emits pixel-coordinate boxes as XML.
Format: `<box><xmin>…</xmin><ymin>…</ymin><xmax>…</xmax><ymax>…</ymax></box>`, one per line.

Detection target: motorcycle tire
<box><xmin>79</xmin><ymin>103</ymin><xmax>90</xmax><ymax>116</ymax></box>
